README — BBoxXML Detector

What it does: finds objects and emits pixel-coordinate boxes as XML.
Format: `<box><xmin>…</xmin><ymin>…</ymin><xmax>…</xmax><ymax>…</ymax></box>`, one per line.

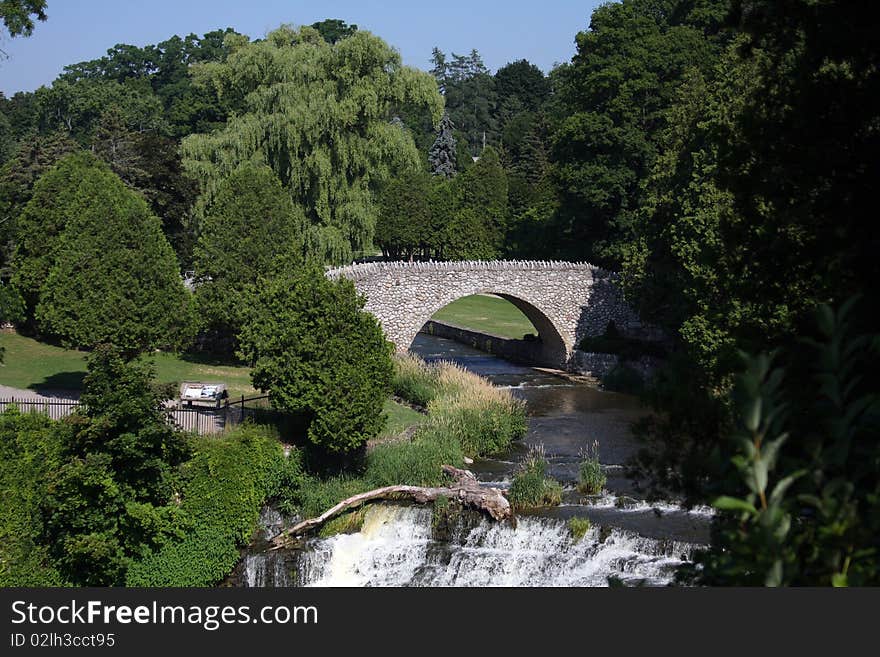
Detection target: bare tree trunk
<box><xmin>272</xmin><ymin>465</ymin><xmax>512</xmax><ymax>549</ymax></box>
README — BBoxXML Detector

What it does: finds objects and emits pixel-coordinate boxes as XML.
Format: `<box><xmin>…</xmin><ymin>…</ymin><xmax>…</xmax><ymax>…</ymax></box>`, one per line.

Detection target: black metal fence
<box><xmin>0</xmin><ymin>397</ymin><xmax>80</xmax><ymax>421</ymax></box>
<box><xmin>0</xmin><ymin>394</ymin><xmax>284</xmax><ymax>436</ymax></box>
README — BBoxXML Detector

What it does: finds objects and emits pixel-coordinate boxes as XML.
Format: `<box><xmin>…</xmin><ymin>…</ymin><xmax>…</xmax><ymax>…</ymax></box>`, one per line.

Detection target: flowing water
<box><xmin>235</xmin><ymin>334</ymin><xmax>712</xmax><ymax>587</ymax></box>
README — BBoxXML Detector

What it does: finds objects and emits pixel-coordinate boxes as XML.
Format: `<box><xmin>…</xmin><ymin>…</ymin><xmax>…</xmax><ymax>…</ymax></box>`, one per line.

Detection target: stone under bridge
<box><xmin>327</xmin><ymin>260</ymin><xmax>642</xmax><ymax>369</ymax></box>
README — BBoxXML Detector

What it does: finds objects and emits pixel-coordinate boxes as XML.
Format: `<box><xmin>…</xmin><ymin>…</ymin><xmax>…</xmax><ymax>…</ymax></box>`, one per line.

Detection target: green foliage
<box><xmin>577</xmin><ymin>441</ymin><xmax>606</xmax><ymax>495</ymax></box>
<box><xmin>0</xmin><ymin>408</ymin><xmax>64</xmax><ymax>586</ymax></box>
<box><xmin>309</xmin><ymin>19</ymin><xmax>358</xmax><ymax>44</ymax></box>
<box><xmin>451</xmin><ymin>145</ymin><xmax>508</xmax><ymax>258</ymax></box>
<box><xmin>318</xmin><ymin>508</ymin><xmax>367</xmax><ymax>538</ymax></box>
<box><xmin>0</xmin><ymin>130</ymin><xmax>78</xmax><ymax>273</ymax></box>
<box><xmin>238</xmin><ymin>264</ymin><xmax>394</xmax><ymax>454</ymax></box>
<box><xmin>392</xmin><ymin>355</ymin><xmax>527</xmax><ymax>457</ymax></box>
<box><xmin>11</xmin><ymin>150</ymin><xmax>99</xmax><ymax>317</ymax></box>
<box><xmin>376</xmin><ymin>168</ymin><xmax>433</xmax><ymax>260</ymax></box>
<box><xmin>392</xmin><ymin>354</ymin><xmax>440</xmax><ymax>408</ymax></box>
<box><xmin>193</xmin><ymin>163</ymin><xmax>306</xmax><ymax>350</ymax></box>
<box><xmin>549</xmin><ymin>0</ymin><xmax>730</xmax><ymax>267</ymax></box>
<box><xmin>0</xmin><ymin>281</ymin><xmax>24</xmax><ymax>362</ymax></box>
<box><xmin>32</xmin><ymin>154</ymin><xmax>191</xmax><ymax>353</ymax></box>
<box><xmin>684</xmin><ymin>300</ymin><xmax>880</xmax><ymax>586</ymax></box>
<box><xmin>568</xmin><ymin>517</ymin><xmax>592</xmax><ymax>543</ymax></box>
<box><xmin>40</xmin><ymin>346</ymin><xmax>192</xmax><ymax>585</ymax></box>
<box><xmin>365</xmin><ymin>432</ymin><xmax>464</xmax><ymax>488</ymax></box>
<box><xmin>431</xmin><ymin>48</ymin><xmax>498</xmax><ymax>158</ymax></box>
<box><xmin>0</xmin><ymin>0</ymin><xmax>46</xmax><ymax>37</ymax></box>
<box><xmin>288</xmin><ymin>475</ymin><xmax>371</xmax><ymax>521</ymax></box>
<box><xmin>126</xmin><ymin>423</ymin><xmax>289</xmax><ymax>586</ymax></box>
<box><xmin>181</xmin><ymin>25</ymin><xmax>443</xmax><ymax>264</ymax></box>
<box><xmin>508</xmin><ymin>445</ymin><xmax>563</xmax><ymax>510</ymax></box>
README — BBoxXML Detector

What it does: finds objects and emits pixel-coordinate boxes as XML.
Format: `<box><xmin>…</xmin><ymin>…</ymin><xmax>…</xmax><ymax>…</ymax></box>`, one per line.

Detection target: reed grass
<box><xmin>393</xmin><ymin>355</ymin><xmax>527</xmax><ymax>457</ymax></box>
<box><xmin>508</xmin><ymin>444</ymin><xmax>563</xmax><ymax>510</ymax></box>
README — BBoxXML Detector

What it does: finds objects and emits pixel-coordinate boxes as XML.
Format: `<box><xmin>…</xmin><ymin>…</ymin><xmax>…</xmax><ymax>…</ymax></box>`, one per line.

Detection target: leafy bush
<box><xmin>568</xmin><ymin>517</ymin><xmax>592</xmax><ymax>543</ymax></box>
<box><xmin>577</xmin><ymin>441</ymin><xmax>606</xmax><ymax>495</ymax></box>
<box><xmin>0</xmin><ymin>408</ymin><xmax>65</xmax><ymax>586</ymax></box>
<box><xmin>126</xmin><ymin>423</ymin><xmax>288</xmax><ymax>586</ymax></box>
<box><xmin>38</xmin><ymin>347</ymin><xmax>193</xmax><ymax>586</ymax></box>
<box><xmin>238</xmin><ymin>264</ymin><xmax>394</xmax><ymax>454</ymax></box>
<box><xmin>684</xmin><ymin>300</ymin><xmax>880</xmax><ymax>586</ymax></box>
<box><xmin>508</xmin><ymin>445</ymin><xmax>563</xmax><ymax>510</ymax></box>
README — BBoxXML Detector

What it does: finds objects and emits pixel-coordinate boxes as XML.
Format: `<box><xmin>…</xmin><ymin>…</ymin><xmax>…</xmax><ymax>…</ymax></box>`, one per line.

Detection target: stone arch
<box><xmin>326</xmin><ymin>260</ymin><xmax>641</xmax><ymax>370</ymax></box>
<box><xmin>404</xmin><ymin>291</ymin><xmax>570</xmax><ymax>367</ymax></box>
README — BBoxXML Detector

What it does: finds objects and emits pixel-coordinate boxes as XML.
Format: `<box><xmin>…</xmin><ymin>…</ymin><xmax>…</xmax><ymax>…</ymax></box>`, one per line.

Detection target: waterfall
<box><xmin>296</xmin><ymin>504</ymin><xmax>694</xmax><ymax>587</ymax></box>
<box><xmin>237</xmin><ymin>506</ymin><xmax>295</xmax><ymax>587</ymax></box>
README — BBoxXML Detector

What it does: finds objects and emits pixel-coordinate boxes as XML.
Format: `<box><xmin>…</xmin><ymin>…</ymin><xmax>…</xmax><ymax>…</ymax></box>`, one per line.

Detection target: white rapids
<box><xmin>296</xmin><ymin>504</ymin><xmax>694</xmax><ymax>587</ymax></box>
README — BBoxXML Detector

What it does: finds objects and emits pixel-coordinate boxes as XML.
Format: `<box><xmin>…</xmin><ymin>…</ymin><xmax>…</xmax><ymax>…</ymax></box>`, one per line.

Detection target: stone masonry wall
<box><xmin>327</xmin><ymin>260</ymin><xmax>642</xmax><ymax>369</ymax></box>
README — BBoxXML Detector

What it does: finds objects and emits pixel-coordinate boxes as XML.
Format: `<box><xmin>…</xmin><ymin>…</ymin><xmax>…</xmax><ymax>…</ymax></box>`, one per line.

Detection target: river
<box><xmin>233</xmin><ymin>334</ymin><xmax>712</xmax><ymax>587</ymax></box>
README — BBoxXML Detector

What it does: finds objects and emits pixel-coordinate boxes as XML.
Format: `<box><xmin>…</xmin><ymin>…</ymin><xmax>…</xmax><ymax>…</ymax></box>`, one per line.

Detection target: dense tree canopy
<box><xmin>27</xmin><ymin>153</ymin><xmax>190</xmax><ymax>353</ymax></box>
<box><xmin>182</xmin><ymin>25</ymin><xmax>443</xmax><ymax>264</ymax></box>
<box><xmin>549</xmin><ymin>0</ymin><xmax>730</xmax><ymax>267</ymax></box>
<box><xmin>309</xmin><ymin>18</ymin><xmax>358</xmax><ymax>44</ymax></box>
<box><xmin>193</xmin><ymin>163</ymin><xmax>306</xmax><ymax>351</ymax></box>
<box><xmin>0</xmin><ymin>0</ymin><xmax>46</xmax><ymax>38</ymax></box>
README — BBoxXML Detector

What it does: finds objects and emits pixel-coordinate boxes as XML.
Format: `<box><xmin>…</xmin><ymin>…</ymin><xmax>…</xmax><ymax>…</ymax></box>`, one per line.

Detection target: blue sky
<box><xmin>0</xmin><ymin>0</ymin><xmax>604</xmax><ymax>96</ymax></box>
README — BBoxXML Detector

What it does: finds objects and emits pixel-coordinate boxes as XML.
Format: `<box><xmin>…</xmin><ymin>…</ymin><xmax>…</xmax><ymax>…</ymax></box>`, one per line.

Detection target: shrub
<box><xmin>568</xmin><ymin>517</ymin><xmax>592</xmax><ymax>543</ymax></box>
<box><xmin>238</xmin><ymin>264</ymin><xmax>394</xmax><ymax>454</ymax></box>
<box><xmin>126</xmin><ymin>423</ymin><xmax>287</xmax><ymax>586</ymax></box>
<box><xmin>577</xmin><ymin>441</ymin><xmax>606</xmax><ymax>495</ymax></box>
<box><xmin>0</xmin><ymin>408</ymin><xmax>65</xmax><ymax>586</ymax></box>
<box><xmin>508</xmin><ymin>445</ymin><xmax>563</xmax><ymax>510</ymax></box>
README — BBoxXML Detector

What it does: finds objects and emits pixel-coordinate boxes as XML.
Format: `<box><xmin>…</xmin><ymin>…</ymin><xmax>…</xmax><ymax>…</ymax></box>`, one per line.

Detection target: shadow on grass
<box><xmin>173</xmin><ymin>351</ymin><xmax>248</xmax><ymax>367</ymax></box>
<box><xmin>28</xmin><ymin>371</ymin><xmax>86</xmax><ymax>395</ymax></box>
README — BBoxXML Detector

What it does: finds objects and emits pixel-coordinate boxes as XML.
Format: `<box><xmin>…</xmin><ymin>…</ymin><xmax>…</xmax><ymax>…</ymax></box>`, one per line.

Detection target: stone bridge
<box><xmin>327</xmin><ymin>260</ymin><xmax>641</xmax><ymax>369</ymax></box>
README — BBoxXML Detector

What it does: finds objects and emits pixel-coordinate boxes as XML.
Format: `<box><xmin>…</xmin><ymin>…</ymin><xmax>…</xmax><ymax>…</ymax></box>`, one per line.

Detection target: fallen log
<box><xmin>272</xmin><ymin>465</ymin><xmax>512</xmax><ymax>549</ymax></box>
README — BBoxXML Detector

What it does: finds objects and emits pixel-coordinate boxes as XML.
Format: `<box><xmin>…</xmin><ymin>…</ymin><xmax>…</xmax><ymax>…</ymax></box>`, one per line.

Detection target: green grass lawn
<box><xmin>1</xmin><ymin>332</ymin><xmax>429</xmax><ymax>438</ymax></box>
<box><xmin>0</xmin><ymin>331</ymin><xmax>258</xmax><ymax>398</ymax></box>
<box><xmin>431</xmin><ymin>294</ymin><xmax>536</xmax><ymax>339</ymax></box>
<box><xmin>380</xmin><ymin>399</ymin><xmax>425</xmax><ymax>438</ymax></box>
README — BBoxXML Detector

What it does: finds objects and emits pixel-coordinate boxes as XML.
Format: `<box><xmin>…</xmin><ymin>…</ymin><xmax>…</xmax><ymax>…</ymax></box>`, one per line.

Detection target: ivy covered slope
<box><xmin>126</xmin><ymin>425</ymin><xmax>295</xmax><ymax>587</ymax></box>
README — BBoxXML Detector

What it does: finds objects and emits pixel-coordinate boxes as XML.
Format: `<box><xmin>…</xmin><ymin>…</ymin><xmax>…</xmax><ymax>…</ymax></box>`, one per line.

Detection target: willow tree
<box><xmin>181</xmin><ymin>25</ymin><xmax>444</xmax><ymax>264</ymax></box>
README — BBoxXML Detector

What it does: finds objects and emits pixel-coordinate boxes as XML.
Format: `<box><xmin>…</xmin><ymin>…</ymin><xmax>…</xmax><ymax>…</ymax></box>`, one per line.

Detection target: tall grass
<box><xmin>391</xmin><ymin>354</ymin><xmax>440</xmax><ymax>407</ymax></box>
<box><xmin>577</xmin><ymin>440</ymin><xmax>606</xmax><ymax>495</ymax></box>
<box><xmin>280</xmin><ymin>356</ymin><xmax>528</xmax><ymax>528</ymax></box>
<box><xmin>508</xmin><ymin>444</ymin><xmax>563</xmax><ymax>510</ymax></box>
<box><xmin>393</xmin><ymin>355</ymin><xmax>527</xmax><ymax>457</ymax></box>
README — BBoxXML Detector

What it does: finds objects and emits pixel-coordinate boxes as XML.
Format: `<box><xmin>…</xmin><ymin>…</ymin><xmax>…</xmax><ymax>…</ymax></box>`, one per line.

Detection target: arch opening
<box><xmin>409</xmin><ymin>293</ymin><xmax>568</xmax><ymax>368</ymax></box>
